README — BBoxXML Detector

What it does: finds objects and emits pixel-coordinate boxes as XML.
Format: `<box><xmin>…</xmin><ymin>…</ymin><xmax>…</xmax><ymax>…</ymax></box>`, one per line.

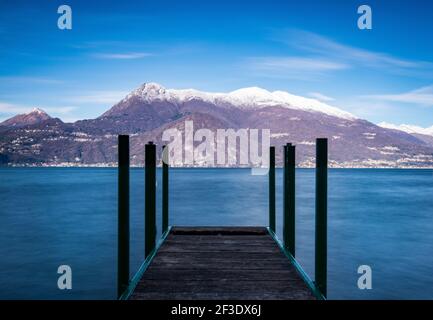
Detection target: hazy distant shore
<box><xmin>2</xmin><ymin>163</ymin><xmax>433</xmax><ymax>169</ymax></box>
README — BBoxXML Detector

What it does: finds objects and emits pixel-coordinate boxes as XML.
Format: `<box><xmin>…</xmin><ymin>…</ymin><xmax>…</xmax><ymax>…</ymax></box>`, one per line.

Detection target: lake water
<box><xmin>0</xmin><ymin>168</ymin><xmax>432</xmax><ymax>300</ymax></box>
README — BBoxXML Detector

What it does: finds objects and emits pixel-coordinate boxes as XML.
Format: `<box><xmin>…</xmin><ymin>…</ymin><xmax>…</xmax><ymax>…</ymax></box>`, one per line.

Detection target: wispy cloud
<box><xmin>0</xmin><ymin>76</ymin><xmax>64</xmax><ymax>84</ymax></box>
<box><xmin>92</xmin><ymin>52</ymin><xmax>152</xmax><ymax>60</ymax></box>
<box><xmin>65</xmin><ymin>91</ymin><xmax>129</xmax><ymax>105</ymax></box>
<box><xmin>0</xmin><ymin>102</ymin><xmax>32</xmax><ymax>115</ymax></box>
<box><xmin>363</xmin><ymin>85</ymin><xmax>433</xmax><ymax>107</ymax></box>
<box><xmin>285</xmin><ymin>30</ymin><xmax>421</xmax><ymax>68</ymax></box>
<box><xmin>308</xmin><ymin>92</ymin><xmax>335</xmax><ymax>102</ymax></box>
<box><xmin>247</xmin><ymin>56</ymin><xmax>347</xmax><ymax>80</ymax></box>
<box><xmin>70</xmin><ymin>40</ymin><xmax>134</xmax><ymax>49</ymax></box>
<box><xmin>0</xmin><ymin>102</ymin><xmax>76</xmax><ymax>116</ymax></box>
<box><xmin>0</xmin><ymin>91</ymin><xmax>129</xmax><ymax>121</ymax></box>
<box><xmin>250</xmin><ymin>57</ymin><xmax>347</xmax><ymax>71</ymax></box>
<box><xmin>268</xmin><ymin>29</ymin><xmax>433</xmax><ymax>78</ymax></box>
<box><xmin>73</xmin><ymin>40</ymin><xmax>204</xmax><ymax>57</ymax></box>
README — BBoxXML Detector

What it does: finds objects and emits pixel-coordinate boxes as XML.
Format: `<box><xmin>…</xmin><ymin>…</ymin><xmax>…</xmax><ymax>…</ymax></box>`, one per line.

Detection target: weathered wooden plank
<box><xmin>149</xmin><ymin>263</ymin><xmax>294</xmax><ymax>271</ymax></box>
<box><xmin>135</xmin><ymin>280</ymin><xmax>310</xmax><ymax>292</ymax></box>
<box><xmin>158</xmin><ymin>244</ymin><xmax>280</xmax><ymax>253</ymax></box>
<box><xmin>156</xmin><ymin>251</ymin><xmax>289</xmax><ymax>261</ymax></box>
<box><xmin>150</xmin><ymin>259</ymin><xmax>291</xmax><ymax>270</ymax></box>
<box><xmin>141</xmin><ymin>268</ymin><xmax>300</xmax><ymax>281</ymax></box>
<box><xmin>129</xmin><ymin>227</ymin><xmax>316</xmax><ymax>300</ymax></box>
<box><xmin>164</xmin><ymin>235</ymin><xmax>276</xmax><ymax>242</ymax></box>
<box><xmin>165</xmin><ymin>235</ymin><xmax>274</xmax><ymax>242</ymax></box>
<box><xmin>171</xmin><ymin>226</ymin><xmax>268</xmax><ymax>235</ymax></box>
<box><xmin>131</xmin><ymin>291</ymin><xmax>315</xmax><ymax>300</ymax></box>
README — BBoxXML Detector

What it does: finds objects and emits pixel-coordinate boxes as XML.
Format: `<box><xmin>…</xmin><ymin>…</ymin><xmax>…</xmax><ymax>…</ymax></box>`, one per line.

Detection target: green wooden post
<box><xmin>315</xmin><ymin>138</ymin><xmax>328</xmax><ymax>298</ymax></box>
<box><xmin>283</xmin><ymin>143</ymin><xmax>292</xmax><ymax>249</ymax></box>
<box><xmin>269</xmin><ymin>146</ymin><xmax>276</xmax><ymax>233</ymax></box>
<box><xmin>162</xmin><ymin>145</ymin><xmax>169</xmax><ymax>234</ymax></box>
<box><xmin>145</xmin><ymin>141</ymin><xmax>156</xmax><ymax>258</ymax></box>
<box><xmin>117</xmin><ymin>135</ymin><xmax>129</xmax><ymax>299</ymax></box>
<box><xmin>286</xmin><ymin>144</ymin><xmax>296</xmax><ymax>257</ymax></box>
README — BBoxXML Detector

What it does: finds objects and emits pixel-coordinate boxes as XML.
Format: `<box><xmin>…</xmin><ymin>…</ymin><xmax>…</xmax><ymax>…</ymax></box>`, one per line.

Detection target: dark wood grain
<box><xmin>129</xmin><ymin>227</ymin><xmax>316</xmax><ymax>300</ymax></box>
<box><xmin>171</xmin><ymin>226</ymin><xmax>268</xmax><ymax>235</ymax></box>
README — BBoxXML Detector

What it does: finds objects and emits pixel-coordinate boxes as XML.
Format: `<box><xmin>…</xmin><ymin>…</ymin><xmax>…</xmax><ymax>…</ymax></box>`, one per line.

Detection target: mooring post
<box><xmin>283</xmin><ymin>144</ymin><xmax>288</xmax><ymax>248</ymax></box>
<box><xmin>269</xmin><ymin>146</ymin><xmax>276</xmax><ymax>233</ymax></box>
<box><xmin>162</xmin><ymin>145</ymin><xmax>169</xmax><ymax>234</ymax></box>
<box><xmin>315</xmin><ymin>138</ymin><xmax>328</xmax><ymax>298</ymax></box>
<box><xmin>286</xmin><ymin>144</ymin><xmax>296</xmax><ymax>257</ymax></box>
<box><xmin>145</xmin><ymin>141</ymin><xmax>156</xmax><ymax>258</ymax></box>
<box><xmin>117</xmin><ymin>135</ymin><xmax>130</xmax><ymax>299</ymax></box>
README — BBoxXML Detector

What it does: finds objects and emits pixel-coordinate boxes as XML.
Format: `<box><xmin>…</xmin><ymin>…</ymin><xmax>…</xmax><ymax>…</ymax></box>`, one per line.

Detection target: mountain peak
<box><xmin>139</xmin><ymin>82</ymin><xmax>166</xmax><ymax>91</ymax></box>
<box><xmin>126</xmin><ymin>82</ymin><xmax>168</xmax><ymax>101</ymax></box>
<box><xmin>29</xmin><ymin>107</ymin><xmax>49</xmax><ymax>115</ymax></box>
<box><xmin>136</xmin><ymin>82</ymin><xmax>166</xmax><ymax>94</ymax></box>
<box><xmin>0</xmin><ymin>107</ymin><xmax>51</xmax><ymax>128</ymax></box>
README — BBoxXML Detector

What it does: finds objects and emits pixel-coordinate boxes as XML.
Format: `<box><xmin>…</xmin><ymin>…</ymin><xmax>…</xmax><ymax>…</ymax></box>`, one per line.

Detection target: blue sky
<box><xmin>0</xmin><ymin>0</ymin><xmax>433</xmax><ymax>126</ymax></box>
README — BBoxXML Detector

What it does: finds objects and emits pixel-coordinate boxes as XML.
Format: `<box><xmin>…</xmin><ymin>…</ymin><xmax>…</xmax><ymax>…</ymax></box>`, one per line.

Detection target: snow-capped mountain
<box><xmin>378</xmin><ymin>122</ymin><xmax>433</xmax><ymax>137</ymax></box>
<box><xmin>0</xmin><ymin>108</ymin><xmax>51</xmax><ymax>128</ymax></box>
<box><xmin>1</xmin><ymin>83</ymin><xmax>433</xmax><ymax>167</ymax></box>
<box><xmin>106</xmin><ymin>82</ymin><xmax>355</xmax><ymax>120</ymax></box>
<box><xmin>378</xmin><ymin>122</ymin><xmax>433</xmax><ymax>149</ymax></box>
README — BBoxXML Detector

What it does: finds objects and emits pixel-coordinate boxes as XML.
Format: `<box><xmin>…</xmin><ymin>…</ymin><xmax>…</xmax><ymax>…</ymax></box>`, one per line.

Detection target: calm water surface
<box><xmin>0</xmin><ymin>168</ymin><xmax>432</xmax><ymax>299</ymax></box>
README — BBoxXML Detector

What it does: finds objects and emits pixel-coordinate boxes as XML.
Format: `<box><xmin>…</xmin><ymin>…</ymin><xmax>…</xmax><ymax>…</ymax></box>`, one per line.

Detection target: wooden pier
<box><xmin>117</xmin><ymin>139</ymin><xmax>328</xmax><ymax>300</ymax></box>
<box><xmin>129</xmin><ymin>227</ymin><xmax>316</xmax><ymax>300</ymax></box>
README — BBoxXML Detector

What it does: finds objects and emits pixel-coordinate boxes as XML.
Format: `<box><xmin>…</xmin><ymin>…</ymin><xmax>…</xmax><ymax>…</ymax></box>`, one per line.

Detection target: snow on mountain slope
<box><xmin>2</xmin><ymin>83</ymin><xmax>433</xmax><ymax>167</ymax></box>
<box><xmin>378</xmin><ymin>122</ymin><xmax>433</xmax><ymax>137</ymax></box>
<box><xmin>0</xmin><ymin>107</ymin><xmax>51</xmax><ymax>127</ymax></box>
<box><xmin>269</xmin><ymin>90</ymin><xmax>354</xmax><ymax>120</ymax></box>
<box><xmin>122</xmin><ymin>83</ymin><xmax>356</xmax><ymax>120</ymax></box>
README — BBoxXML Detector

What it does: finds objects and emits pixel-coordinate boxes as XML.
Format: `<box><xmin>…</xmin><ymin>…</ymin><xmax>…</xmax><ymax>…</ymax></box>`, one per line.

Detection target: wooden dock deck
<box><xmin>129</xmin><ymin>227</ymin><xmax>316</xmax><ymax>300</ymax></box>
<box><xmin>117</xmin><ymin>139</ymin><xmax>328</xmax><ymax>300</ymax></box>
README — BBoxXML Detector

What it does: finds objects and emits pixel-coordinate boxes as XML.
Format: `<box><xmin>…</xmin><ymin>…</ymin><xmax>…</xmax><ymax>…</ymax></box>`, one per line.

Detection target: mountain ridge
<box><xmin>378</xmin><ymin>122</ymin><xmax>433</xmax><ymax>137</ymax></box>
<box><xmin>102</xmin><ymin>82</ymin><xmax>356</xmax><ymax>120</ymax></box>
<box><xmin>0</xmin><ymin>83</ymin><xmax>432</xmax><ymax>167</ymax></box>
<box><xmin>0</xmin><ymin>108</ymin><xmax>52</xmax><ymax>128</ymax></box>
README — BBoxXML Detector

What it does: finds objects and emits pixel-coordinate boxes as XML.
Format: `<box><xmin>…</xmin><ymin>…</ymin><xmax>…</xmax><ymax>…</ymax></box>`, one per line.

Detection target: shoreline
<box><xmin>1</xmin><ymin>164</ymin><xmax>433</xmax><ymax>169</ymax></box>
